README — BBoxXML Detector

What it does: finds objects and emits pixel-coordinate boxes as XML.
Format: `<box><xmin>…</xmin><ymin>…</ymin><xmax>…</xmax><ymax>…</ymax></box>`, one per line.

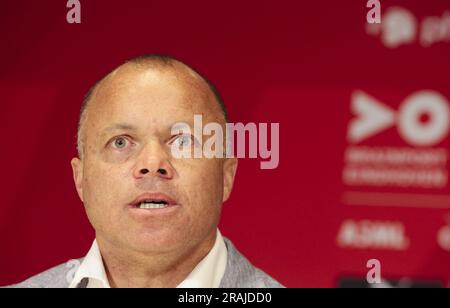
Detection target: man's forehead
<box><xmin>89</xmin><ymin>105</ymin><xmax>213</xmax><ymax>138</ymax></box>
<box><xmin>98</xmin><ymin>61</ymin><xmax>207</xmax><ymax>95</ymax></box>
<box><xmin>86</xmin><ymin>86</ymin><xmax>220</xmax><ymax>138</ymax></box>
<box><xmin>89</xmin><ymin>63</ymin><xmax>217</xmax><ymax>115</ymax></box>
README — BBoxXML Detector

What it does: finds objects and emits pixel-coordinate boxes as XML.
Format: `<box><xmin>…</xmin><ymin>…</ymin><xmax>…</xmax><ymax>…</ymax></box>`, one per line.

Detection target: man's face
<box><xmin>71</xmin><ymin>64</ymin><xmax>237</xmax><ymax>254</ymax></box>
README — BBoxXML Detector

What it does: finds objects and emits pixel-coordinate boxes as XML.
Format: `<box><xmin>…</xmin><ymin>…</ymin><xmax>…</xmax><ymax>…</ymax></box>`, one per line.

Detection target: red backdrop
<box><xmin>1</xmin><ymin>0</ymin><xmax>450</xmax><ymax>287</ymax></box>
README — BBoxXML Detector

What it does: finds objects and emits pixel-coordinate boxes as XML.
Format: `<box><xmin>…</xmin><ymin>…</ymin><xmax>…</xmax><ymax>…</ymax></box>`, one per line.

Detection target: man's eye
<box><xmin>112</xmin><ymin>137</ymin><xmax>129</xmax><ymax>149</ymax></box>
<box><xmin>174</xmin><ymin>134</ymin><xmax>193</xmax><ymax>147</ymax></box>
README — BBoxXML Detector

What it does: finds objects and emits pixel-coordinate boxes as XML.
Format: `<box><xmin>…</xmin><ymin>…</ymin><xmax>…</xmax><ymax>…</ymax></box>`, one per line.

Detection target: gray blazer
<box><xmin>6</xmin><ymin>238</ymin><xmax>283</xmax><ymax>288</ymax></box>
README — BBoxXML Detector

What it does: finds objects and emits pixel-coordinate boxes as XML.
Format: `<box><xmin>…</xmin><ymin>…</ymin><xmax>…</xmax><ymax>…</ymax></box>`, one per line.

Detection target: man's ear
<box><xmin>222</xmin><ymin>158</ymin><xmax>238</xmax><ymax>203</ymax></box>
<box><xmin>71</xmin><ymin>157</ymin><xmax>84</xmax><ymax>202</ymax></box>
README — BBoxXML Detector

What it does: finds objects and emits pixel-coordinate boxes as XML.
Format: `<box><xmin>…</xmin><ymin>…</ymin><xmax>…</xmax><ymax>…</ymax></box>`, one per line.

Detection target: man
<box><xmin>8</xmin><ymin>54</ymin><xmax>283</xmax><ymax>288</ymax></box>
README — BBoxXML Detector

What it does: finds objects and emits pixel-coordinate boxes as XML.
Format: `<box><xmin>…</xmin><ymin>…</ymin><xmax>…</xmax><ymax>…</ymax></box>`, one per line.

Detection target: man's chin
<box><xmin>123</xmin><ymin>231</ymin><xmax>188</xmax><ymax>254</ymax></box>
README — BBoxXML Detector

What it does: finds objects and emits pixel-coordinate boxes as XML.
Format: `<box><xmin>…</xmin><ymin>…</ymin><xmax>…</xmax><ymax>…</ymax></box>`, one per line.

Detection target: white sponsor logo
<box><xmin>344</xmin><ymin>90</ymin><xmax>449</xmax><ymax>191</ymax></box>
<box><xmin>367</xmin><ymin>6</ymin><xmax>450</xmax><ymax>48</ymax></box>
<box><xmin>343</xmin><ymin>147</ymin><xmax>448</xmax><ymax>189</ymax></box>
<box><xmin>421</xmin><ymin>11</ymin><xmax>450</xmax><ymax>47</ymax></box>
<box><xmin>349</xmin><ymin>90</ymin><xmax>450</xmax><ymax>147</ymax></box>
<box><xmin>337</xmin><ymin>219</ymin><xmax>410</xmax><ymax>250</ymax></box>
<box><xmin>348</xmin><ymin>91</ymin><xmax>396</xmax><ymax>144</ymax></box>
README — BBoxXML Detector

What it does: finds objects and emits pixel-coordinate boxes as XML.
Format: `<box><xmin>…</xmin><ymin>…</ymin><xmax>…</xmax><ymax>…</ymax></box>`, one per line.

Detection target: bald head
<box><xmin>77</xmin><ymin>54</ymin><xmax>228</xmax><ymax>158</ymax></box>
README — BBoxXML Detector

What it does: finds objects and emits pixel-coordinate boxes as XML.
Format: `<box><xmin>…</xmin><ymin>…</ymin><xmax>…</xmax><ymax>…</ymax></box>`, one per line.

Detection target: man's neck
<box><xmin>96</xmin><ymin>232</ymin><xmax>217</xmax><ymax>288</ymax></box>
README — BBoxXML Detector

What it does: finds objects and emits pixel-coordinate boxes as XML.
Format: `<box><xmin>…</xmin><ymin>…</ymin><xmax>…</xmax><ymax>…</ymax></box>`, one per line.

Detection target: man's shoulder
<box><xmin>221</xmin><ymin>238</ymin><xmax>284</xmax><ymax>288</ymax></box>
<box><xmin>5</xmin><ymin>239</ymin><xmax>284</xmax><ymax>288</ymax></box>
<box><xmin>5</xmin><ymin>259</ymin><xmax>82</xmax><ymax>288</ymax></box>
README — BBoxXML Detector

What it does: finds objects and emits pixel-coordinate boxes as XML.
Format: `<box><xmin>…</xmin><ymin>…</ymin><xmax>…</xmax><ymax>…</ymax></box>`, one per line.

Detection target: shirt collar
<box><xmin>177</xmin><ymin>230</ymin><xmax>227</xmax><ymax>288</ymax></box>
<box><xmin>68</xmin><ymin>240</ymin><xmax>110</xmax><ymax>288</ymax></box>
<box><xmin>69</xmin><ymin>229</ymin><xmax>227</xmax><ymax>288</ymax></box>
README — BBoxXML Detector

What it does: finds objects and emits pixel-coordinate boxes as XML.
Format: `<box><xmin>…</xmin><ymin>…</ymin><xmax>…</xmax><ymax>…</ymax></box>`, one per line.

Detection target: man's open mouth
<box><xmin>138</xmin><ymin>200</ymin><xmax>169</xmax><ymax>209</ymax></box>
<box><xmin>129</xmin><ymin>193</ymin><xmax>177</xmax><ymax>210</ymax></box>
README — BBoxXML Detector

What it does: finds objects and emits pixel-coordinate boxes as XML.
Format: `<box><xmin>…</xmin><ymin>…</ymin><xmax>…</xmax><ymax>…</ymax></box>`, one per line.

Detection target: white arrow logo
<box><xmin>348</xmin><ymin>91</ymin><xmax>396</xmax><ymax>144</ymax></box>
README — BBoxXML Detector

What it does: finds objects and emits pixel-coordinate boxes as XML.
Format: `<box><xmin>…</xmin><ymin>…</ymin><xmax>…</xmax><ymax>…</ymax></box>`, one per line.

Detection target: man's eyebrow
<box><xmin>102</xmin><ymin>123</ymin><xmax>138</xmax><ymax>133</ymax></box>
<box><xmin>101</xmin><ymin>121</ymin><xmax>197</xmax><ymax>137</ymax></box>
<box><xmin>171</xmin><ymin>122</ymin><xmax>195</xmax><ymax>131</ymax></box>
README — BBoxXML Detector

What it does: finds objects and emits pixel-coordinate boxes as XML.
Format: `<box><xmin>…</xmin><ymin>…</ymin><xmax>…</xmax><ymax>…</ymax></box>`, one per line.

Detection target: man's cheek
<box><xmin>83</xmin><ymin>167</ymin><xmax>117</xmax><ymax>201</ymax></box>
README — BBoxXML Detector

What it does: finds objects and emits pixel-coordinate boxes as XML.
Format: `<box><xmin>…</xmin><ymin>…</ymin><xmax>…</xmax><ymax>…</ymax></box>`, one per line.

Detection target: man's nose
<box><xmin>133</xmin><ymin>141</ymin><xmax>174</xmax><ymax>180</ymax></box>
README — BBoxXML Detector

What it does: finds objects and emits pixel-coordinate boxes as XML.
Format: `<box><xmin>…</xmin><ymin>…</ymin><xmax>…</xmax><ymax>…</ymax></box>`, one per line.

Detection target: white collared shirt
<box><xmin>69</xmin><ymin>230</ymin><xmax>228</xmax><ymax>288</ymax></box>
